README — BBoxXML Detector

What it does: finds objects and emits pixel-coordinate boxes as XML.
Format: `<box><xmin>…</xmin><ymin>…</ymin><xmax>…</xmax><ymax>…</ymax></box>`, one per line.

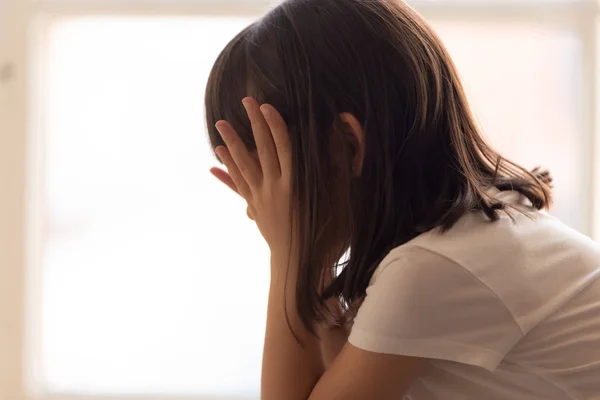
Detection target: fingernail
<box><xmin>260</xmin><ymin>104</ymin><xmax>270</xmax><ymax>119</ymax></box>
<box><xmin>242</xmin><ymin>97</ymin><xmax>253</xmax><ymax>109</ymax></box>
<box><xmin>215</xmin><ymin>121</ymin><xmax>226</xmax><ymax>137</ymax></box>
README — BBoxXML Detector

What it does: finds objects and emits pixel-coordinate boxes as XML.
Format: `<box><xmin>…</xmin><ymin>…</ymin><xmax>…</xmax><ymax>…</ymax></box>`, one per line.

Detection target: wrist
<box><xmin>269</xmin><ymin>256</ymin><xmax>295</xmax><ymax>293</ymax></box>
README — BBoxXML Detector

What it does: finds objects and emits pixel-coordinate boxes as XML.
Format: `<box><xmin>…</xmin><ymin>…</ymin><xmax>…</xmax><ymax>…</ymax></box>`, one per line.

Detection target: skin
<box><xmin>212</xmin><ymin>97</ymin><xmax>428</xmax><ymax>399</ymax></box>
<box><xmin>209</xmin><ymin>168</ymin><xmax>347</xmax><ymax>369</ymax></box>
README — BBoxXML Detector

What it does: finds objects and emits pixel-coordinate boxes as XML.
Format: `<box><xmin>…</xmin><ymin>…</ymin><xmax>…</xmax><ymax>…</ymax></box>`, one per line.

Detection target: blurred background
<box><xmin>0</xmin><ymin>0</ymin><xmax>599</xmax><ymax>399</ymax></box>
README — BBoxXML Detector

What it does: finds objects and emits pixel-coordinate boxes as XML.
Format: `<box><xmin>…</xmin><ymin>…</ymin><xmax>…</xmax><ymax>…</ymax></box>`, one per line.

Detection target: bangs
<box><xmin>205</xmin><ymin>24</ymin><xmax>257</xmax><ymax>154</ymax></box>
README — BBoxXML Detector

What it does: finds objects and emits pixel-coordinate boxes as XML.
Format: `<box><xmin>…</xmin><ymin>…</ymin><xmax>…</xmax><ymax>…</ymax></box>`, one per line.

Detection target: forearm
<box><xmin>261</xmin><ymin>254</ymin><xmax>324</xmax><ymax>400</ymax></box>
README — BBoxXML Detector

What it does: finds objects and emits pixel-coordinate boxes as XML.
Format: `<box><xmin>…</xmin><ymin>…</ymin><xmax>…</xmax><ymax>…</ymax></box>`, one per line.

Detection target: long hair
<box><xmin>204</xmin><ymin>0</ymin><xmax>552</xmax><ymax>333</ymax></box>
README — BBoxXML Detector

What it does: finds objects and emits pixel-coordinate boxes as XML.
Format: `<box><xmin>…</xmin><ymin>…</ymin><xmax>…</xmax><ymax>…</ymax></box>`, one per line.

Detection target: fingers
<box><xmin>215</xmin><ymin>99</ymin><xmax>290</xmax><ymax>193</ymax></box>
<box><xmin>209</xmin><ymin>167</ymin><xmax>255</xmax><ymax>221</ymax></box>
<box><xmin>214</xmin><ymin>146</ymin><xmax>252</xmax><ymax>199</ymax></box>
<box><xmin>210</xmin><ymin>167</ymin><xmax>239</xmax><ymax>195</ymax></box>
<box><xmin>242</xmin><ymin>98</ymin><xmax>280</xmax><ymax>178</ymax></box>
<box><xmin>260</xmin><ymin>103</ymin><xmax>291</xmax><ymax>177</ymax></box>
<box><xmin>216</xmin><ymin>120</ymin><xmax>261</xmax><ymax>187</ymax></box>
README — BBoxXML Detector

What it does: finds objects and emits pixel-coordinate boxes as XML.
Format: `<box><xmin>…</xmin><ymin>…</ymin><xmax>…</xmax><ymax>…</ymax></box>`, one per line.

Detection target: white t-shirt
<box><xmin>348</xmin><ymin>191</ymin><xmax>600</xmax><ymax>399</ymax></box>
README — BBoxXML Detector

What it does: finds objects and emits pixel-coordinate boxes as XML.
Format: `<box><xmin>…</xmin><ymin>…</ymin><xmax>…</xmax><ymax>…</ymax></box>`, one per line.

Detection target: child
<box><xmin>205</xmin><ymin>0</ymin><xmax>600</xmax><ymax>398</ymax></box>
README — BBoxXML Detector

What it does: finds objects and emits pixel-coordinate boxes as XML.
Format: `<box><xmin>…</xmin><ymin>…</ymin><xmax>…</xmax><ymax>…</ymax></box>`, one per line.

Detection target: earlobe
<box><xmin>340</xmin><ymin>112</ymin><xmax>365</xmax><ymax>176</ymax></box>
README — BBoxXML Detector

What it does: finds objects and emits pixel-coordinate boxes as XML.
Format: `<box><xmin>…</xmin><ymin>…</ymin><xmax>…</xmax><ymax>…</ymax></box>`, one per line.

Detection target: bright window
<box><xmin>41</xmin><ymin>16</ymin><xmax>268</xmax><ymax>397</ymax></box>
<box><xmin>435</xmin><ymin>21</ymin><xmax>584</xmax><ymax>230</ymax></box>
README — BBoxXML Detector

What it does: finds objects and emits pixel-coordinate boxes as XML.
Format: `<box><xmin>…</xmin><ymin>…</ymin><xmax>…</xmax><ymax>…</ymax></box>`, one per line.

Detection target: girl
<box><xmin>205</xmin><ymin>0</ymin><xmax>600</xmax><ymax>399</ymax></box>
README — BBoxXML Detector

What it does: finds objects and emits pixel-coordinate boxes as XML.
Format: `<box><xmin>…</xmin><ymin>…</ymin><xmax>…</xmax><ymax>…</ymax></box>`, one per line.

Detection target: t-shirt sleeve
<box><xmin>348</xmin><ymin>246</ymin><xmax>523</xmax><ymax>372</ymax></box>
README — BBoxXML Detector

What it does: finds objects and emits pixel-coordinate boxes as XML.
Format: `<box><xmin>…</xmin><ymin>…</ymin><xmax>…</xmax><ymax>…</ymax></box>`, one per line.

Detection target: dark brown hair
<box><xmin>205</xmin><ymin>0</ymin><xmax>552</xmax><ymax>332</ymax></box>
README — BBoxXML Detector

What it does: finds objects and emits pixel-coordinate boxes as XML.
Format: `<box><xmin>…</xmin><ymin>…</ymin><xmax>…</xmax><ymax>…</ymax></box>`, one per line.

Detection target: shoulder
<box><xmin>354</xmin><ymin>206</ymin><xmax>600</xmax><ymax>363</ymax></box>
<box><xmin>369</xmin><ymin>208</ymin><xmax>518</xmax><ymax>289</ymax></box>
<box><xmin>378</xmin><ymin>204</ymin><xmax>600</xmax><ymax>288</ymax></box>
<box><xmin>365</xmin><ymin>241</ymin><xmax>507</xmax><ymax>315</ymax></box>
<box><xmin>349</xmin><ymin>241</ymin><xmax>523</xmax><ymax>371</ymax></box>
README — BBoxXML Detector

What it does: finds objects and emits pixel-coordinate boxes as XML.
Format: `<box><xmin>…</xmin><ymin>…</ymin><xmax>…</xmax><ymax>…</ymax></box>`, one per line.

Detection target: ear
<box><xmin>339</xmin><ymin>112</ymin><xmax>365</xmax><ymax>176</ymax></box>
